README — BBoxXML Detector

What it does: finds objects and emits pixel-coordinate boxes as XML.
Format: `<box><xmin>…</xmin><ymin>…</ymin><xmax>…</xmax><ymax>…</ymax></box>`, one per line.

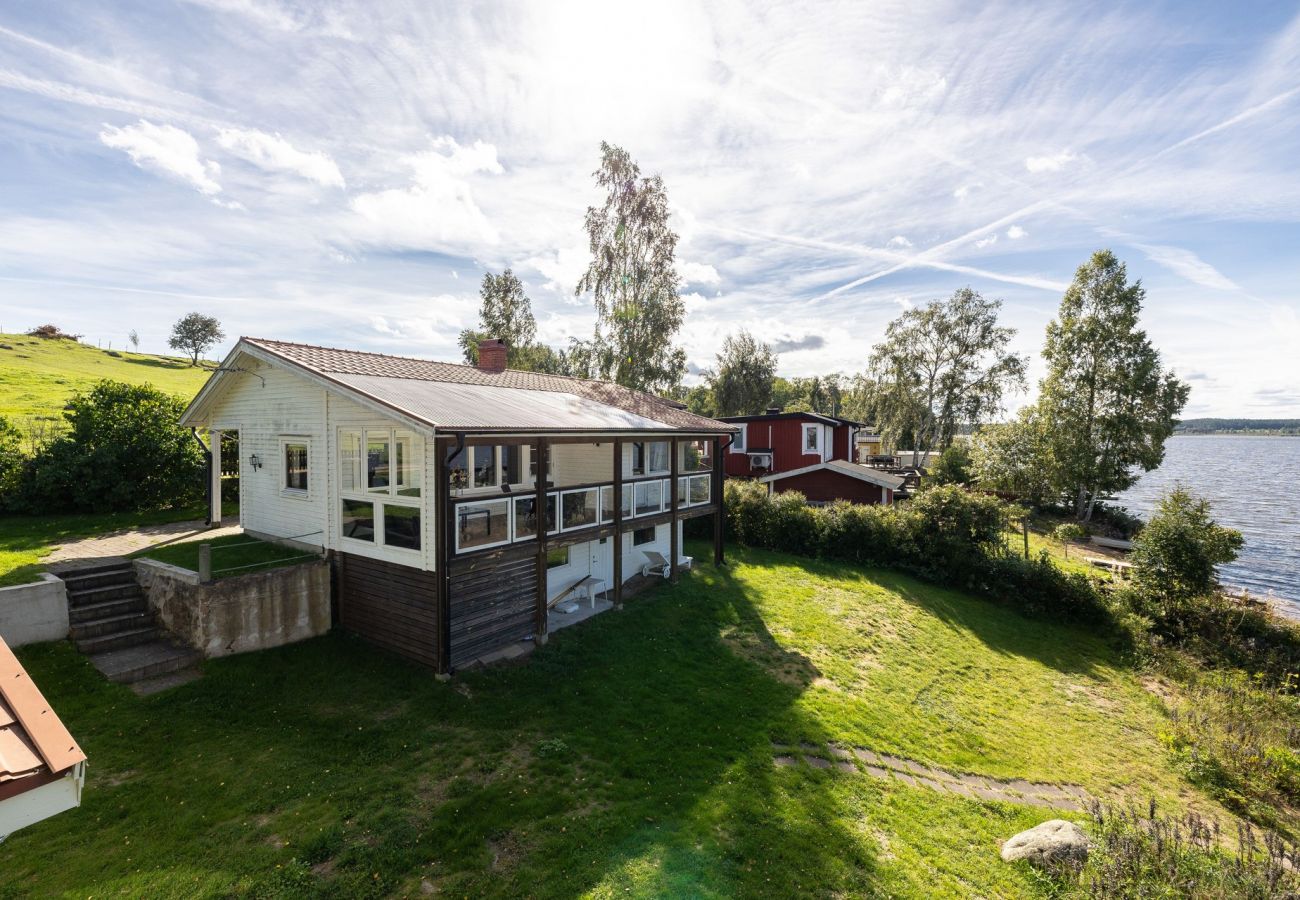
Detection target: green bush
<box><xmin>15</xmin><ymin>380</ymin><xmax>205</xmax><ymax>513</ymax></box>
<box><xmin>1053</xmin><ymin>522</ymin><xmax>1087</xmax><ymax>543</ymax></box>
<box><xmin>0</xmin><ymin>417</ymin><xmax>22</xmax><ymax>511</ymax></box>
<box><xmin>928</xmin><ymin>442</ymin><xmax>972</xmax><ymax>485</ymax></box>
<box><xmin>1130</xmin><ymin>488</ymin><xmax>1244</xmax><ymax>604</ymax></box>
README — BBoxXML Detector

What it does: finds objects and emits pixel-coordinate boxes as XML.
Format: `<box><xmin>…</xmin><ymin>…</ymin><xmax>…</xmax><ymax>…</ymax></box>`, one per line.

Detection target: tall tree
<box><xmin>575</xmin><ymin>142</ymin><xmax>686</xmax><ymax>394</ymax></box>
<box><xmin>865</xmin><ymin>288</ymin><xmax>1027</xmax><ymax>466</ymax></box>
<box><xmin>168</xmin><ymin>312</ymin><xmax>224</xmax><ymax>366</ymax></box>
<box><xmin>968</xmin><ymin>408</ymin><xmax>1056</xmax><ymax>505</ymax></box>
<box><xmin>458</xmin><ymin>269</ymin><xmax>570</xmax><ymax>373</ymax></box>
<box><xmin>1037</xmin><ymin>250</ymin><xmax>1189</xmax><ymax>521</ymax></box>
<box><xmin>709</xmin><ymin>330</ymin><xmax>778</xmax><ymax>416</ymax></box>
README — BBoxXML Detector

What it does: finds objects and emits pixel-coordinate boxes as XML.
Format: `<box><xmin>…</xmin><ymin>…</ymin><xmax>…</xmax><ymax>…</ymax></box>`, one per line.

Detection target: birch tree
<box><xmin>865</xmin><ymin>288</ymin><xmax>1026</xmax><ymax>466</ymax></box>
<box><xmin>1037</xmin><ymin>250</ymin><xmax>1189</xmax><ymax>521</ymax></box>
<box><xmin>575</xmin><ymin>142</ymin><xmax>686</xmax><ymax>394</ymax></box>
<box><xmin>709</xmin><ymin>330</ymin><xmax>778</xmax><ymax>416</ymax></box>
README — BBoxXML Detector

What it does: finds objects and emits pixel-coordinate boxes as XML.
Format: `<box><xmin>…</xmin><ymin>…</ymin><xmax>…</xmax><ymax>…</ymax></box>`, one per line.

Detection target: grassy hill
<box><xmin>0</xmin><ymin>334</ymin><xmax>212</xmax><ymax>421</ymax></box>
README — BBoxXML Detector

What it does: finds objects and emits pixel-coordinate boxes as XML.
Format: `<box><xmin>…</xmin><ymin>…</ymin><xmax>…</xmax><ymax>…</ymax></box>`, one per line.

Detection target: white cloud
<box><xmin>887</xmin><ymin>235</ymin><xmax>912</xmax><ymax>248</ymax></box>
<box><xmin>678</xmin><ymin>261</ymin><xmax>720</xmax><ymax>286</ymax></box>
<box><xmin>349</xmin><ymin>137</ymin><xmax>502</xmax><ymax>251</ymax></box>
<box><xmin>953</xmin><ymin>183</ymin><xmax>981</xmax><ymax>200</ymax></box>
<box><xmin>524</xmin><ymin>245</ymin><xmax>589</xmax><ymax>295</ymax></box>
<box><xmin>1025</xmin><ymin>149</ymin><xmax>1079</xmax><ymax>173</ymax></box>
<box><xmin>1005</xmin><ymin>225</ymin><xmax>1028</xmax><ymax>239</ymax></box>
<box><xmin>216</xmin><ymin>128</ymin><xmax>344</xmax><ymax>187</ymax></box>
<box><xmin>974</xmin><ymin>234</ymin><xmax>998</xmax><ymax>249</ymax></box>
<box><xmin>1133</xmin><ymin>243</ymin><xmax>1239</xmax><ymax>291</ymax></box>
<box><xmin>99</xmin><ymin>119</ymin><xmax>222</xmax><ymax>196</ymax></box>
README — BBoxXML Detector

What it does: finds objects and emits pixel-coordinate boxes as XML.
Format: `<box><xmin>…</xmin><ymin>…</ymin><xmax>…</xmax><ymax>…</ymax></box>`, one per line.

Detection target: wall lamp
<box><xmin>249</xmin><ymin>453</ymin><xmax>263</xmax><ymax>471</ymax></box>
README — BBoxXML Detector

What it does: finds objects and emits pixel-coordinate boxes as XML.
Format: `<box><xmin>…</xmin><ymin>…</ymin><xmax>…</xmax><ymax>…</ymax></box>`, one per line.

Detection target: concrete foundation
<box><xmin>0</xmin><ymin>574</ymin><xmax>69</xmax><ymax>647</ymax></box>
<box><xmin>134</xmin><ymin>558</ymin><xmax>331</xmax><ymax>658</ymax></box>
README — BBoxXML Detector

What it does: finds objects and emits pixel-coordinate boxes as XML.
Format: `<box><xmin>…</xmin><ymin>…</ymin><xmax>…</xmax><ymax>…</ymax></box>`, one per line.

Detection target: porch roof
<box><xmin>197</xmin><ymin>338</ymin><xmax>735</xmax><ymax>434</ymax></box>
<box><xmin>0</xmin><ymin>638</ymin><xmax>85</xmax><ymax>793</ymax></box>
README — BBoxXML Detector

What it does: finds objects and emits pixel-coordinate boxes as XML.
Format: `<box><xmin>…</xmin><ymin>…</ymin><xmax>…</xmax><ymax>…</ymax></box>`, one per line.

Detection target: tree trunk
<box><xmin>1074</xmin><ymin>485</ymin><xmax>1088</xmax><ymax>521</ymax></box>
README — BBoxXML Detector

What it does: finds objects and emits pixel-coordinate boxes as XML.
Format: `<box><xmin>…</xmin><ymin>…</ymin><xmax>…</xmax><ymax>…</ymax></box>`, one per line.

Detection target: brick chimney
<box><xmin>766</xmin><ymin>406</ymin><xmax>783</xmax><ymax>414</ymax></box>
<box><xmin>476</xmin><ymin>338</ymin><xmax>508</xmax><ymax>373</ymax></box>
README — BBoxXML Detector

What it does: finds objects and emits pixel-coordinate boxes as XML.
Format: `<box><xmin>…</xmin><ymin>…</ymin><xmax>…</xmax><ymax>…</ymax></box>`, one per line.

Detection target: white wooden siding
<box><xmin>210</xmin><ymin>354</ymin><xmax>328</xmax><ymax>547</ymax></box>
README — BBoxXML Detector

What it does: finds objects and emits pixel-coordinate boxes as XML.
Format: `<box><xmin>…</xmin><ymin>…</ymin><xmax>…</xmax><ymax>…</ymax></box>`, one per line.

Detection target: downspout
<box><xmin>191</xmin><ymin>428</ymin><xmax>212</xmax><ymax>526</ymax></box>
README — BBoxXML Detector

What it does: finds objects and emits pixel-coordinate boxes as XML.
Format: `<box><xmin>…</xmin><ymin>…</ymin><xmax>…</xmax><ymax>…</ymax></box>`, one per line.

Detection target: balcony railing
<box><xmin>453</xmin><ymin>473</ymin><xmax>712</xmax><ymax>555</ymax></box>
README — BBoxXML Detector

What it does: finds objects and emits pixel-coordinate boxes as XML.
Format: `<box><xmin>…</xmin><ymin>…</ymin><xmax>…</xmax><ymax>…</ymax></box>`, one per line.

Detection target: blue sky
<box><xmin>0</xmin><ymin>0</ymin><xmax>1297</xmax><ymax>417</ymax></box>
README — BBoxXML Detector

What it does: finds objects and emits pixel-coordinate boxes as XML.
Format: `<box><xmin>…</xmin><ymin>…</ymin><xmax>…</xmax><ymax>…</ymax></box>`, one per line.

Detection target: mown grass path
<box><xmin>0</xmin><ymin>543</ymin><xmax>1217</xmax><ymax>898</ymax></box>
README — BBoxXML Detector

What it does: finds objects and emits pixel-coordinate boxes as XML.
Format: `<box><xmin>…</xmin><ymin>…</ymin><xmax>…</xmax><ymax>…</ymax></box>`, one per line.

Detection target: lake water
<box><xmin>1117</xmin><ymin>435</ymin><xmax>1300</xmax><ymax>609</ymax></box>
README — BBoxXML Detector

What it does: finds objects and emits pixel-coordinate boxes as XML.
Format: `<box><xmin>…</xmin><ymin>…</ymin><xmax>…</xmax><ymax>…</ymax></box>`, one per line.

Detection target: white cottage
<box><xmin>181</xmin><ymin>337</ymin><xmax>734</xmax><ymax>673</ymax></box>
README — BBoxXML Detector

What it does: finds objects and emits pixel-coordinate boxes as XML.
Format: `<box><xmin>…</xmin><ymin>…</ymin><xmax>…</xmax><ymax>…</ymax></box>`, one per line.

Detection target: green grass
<box><xmin>0</xmin><ymin>333</ymin><xmax>211</xmax><ymax>421</ymax></box>
<box><xmin>134</xmin><ymin>534</ymin><xmax>316</xmax><ymax>578</ymax></box>
<box><xmin>0</xmin><ymin>506</ymin><xmax>211</xmax><ymax>587</ymax></box>
<box><xmin>0</xmin><ymin>542</ymin><xmax>1227</xmax><ymax>898</ymax></box>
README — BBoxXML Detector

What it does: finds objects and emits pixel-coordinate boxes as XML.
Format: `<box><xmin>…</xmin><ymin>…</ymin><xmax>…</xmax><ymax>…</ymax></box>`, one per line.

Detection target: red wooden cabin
<box><xmin>718</xmin><ymin>409</ymin><xmax>903</xmax><ymax>505</ymax></box>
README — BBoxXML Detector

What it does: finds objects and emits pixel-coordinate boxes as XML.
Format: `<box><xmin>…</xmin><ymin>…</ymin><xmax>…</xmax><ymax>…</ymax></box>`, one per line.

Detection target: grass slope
<box><xmin>0</xmin><ymin>543</ymin><xmax>1219</xmax><ymax>898</ymax></box>
<box><xmin>0</xmin><ymin>334</ymin><xmax>211</xmax><ymax>420</ymax></box>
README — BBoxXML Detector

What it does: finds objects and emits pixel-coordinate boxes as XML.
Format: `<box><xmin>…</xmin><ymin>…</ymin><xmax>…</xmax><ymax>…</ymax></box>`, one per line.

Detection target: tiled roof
<box><xmin>0</xmin><ymin>638</ymin><xmax>85</xmax><ymax>793</ymax></box>
<box><xmin>243</xmin><ymin>338</ymin><xmax>734</xmax><ymax>434</ymax></box>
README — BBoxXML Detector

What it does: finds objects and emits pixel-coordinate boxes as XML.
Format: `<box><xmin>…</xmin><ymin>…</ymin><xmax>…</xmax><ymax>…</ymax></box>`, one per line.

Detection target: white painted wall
<box><xmin>0</xmin><ymin>574</ymin><xmax>68</xmax><ymax>647</ymax></box>
<box><xmin>0</xmin><ymin>764</ymin><xmax>83</xmax><ymax>841</ymax></box>
<box><xmin>209</xmin><ymin>354</ymin><xmax>328</xmax><ymax>549</ymax></box>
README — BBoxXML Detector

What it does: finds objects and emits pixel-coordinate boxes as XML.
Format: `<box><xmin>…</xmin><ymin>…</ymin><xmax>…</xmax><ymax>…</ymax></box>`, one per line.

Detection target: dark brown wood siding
<box><xmin>338</xmin><ymin>552</ymin><xmax>440</xmax><ymax>669</ymax></box>
<box><xmin>447</xmin><ymin>547</ymin><xmax>538</xmax><ymax>669</ymax></box>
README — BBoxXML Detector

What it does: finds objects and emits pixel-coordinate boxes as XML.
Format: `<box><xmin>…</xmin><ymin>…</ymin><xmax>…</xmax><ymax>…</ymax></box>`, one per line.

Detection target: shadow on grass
<box><xmin>0</xmin><ymin>558</ymin><xmax>881</xmax><ymax>898</ymax></box>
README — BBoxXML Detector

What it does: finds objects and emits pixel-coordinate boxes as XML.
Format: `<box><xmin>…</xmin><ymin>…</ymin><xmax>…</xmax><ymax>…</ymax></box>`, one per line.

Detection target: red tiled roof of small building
<box><xmin>0</xmin><ymin>638</ymin><xmax>85</xmax><ymax>797</ymax></box>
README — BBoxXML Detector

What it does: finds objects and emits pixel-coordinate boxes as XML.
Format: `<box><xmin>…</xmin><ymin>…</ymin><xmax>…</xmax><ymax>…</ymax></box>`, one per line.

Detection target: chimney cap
<box><xmin>765</xmin><ymin>406</ymin><xmax>783</xmax><ymax>414</ymax></box>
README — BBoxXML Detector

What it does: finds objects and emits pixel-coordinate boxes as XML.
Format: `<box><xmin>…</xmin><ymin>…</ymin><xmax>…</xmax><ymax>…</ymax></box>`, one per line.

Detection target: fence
<box><xmin>197</xmin><ymin>531</ymin><xmax>324</xmax><ymax>583</ymax></box>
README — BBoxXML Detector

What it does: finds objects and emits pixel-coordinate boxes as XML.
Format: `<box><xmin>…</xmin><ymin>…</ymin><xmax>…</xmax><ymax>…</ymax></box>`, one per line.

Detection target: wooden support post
<box><xmin>209</xmin><ymin>429</ymin><xmax>223</xmax><ymax>527</ymax></box>
<box><xmin>1022</xmin><ymin>516</ymin><xmax>1030</xmax><ymax>561</ymax></box>
<box><xmin>713</xmin><ymin>435</ymin><xmax>725</xmax><ymax>566</ymax></box>
<box><xmin>612</xmin><ymin>438</ymin><xmax>623</xmax><ymax>609</ymax></box>
<box><xmin>534</xmin><ymin>438</ymin><xmax>549</xmax><ymax>642</ymax></box>
<box><xmin>434</xmin><ymin>437</ymin><xmax>452</xmax><ymax>677</ymax></box>
<box><xmin>669</xmin><ymin>437</ymin><xmax>680</xmax><ymax>584</ymax></box>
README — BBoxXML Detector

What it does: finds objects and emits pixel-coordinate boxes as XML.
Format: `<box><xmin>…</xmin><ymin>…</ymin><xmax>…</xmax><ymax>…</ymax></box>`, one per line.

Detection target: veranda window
<box><xmin>457</xmin><ymin>498</ymin><xmax>510</xmax><ymax>551</ymax></box>
<box><xmin>339</xmin><ymin>427</ymin><xmax>423</xmax><ymax>552</ymax></box>
<box><xmin>561</xmin><ymin>488</ymin><xmax>599</xmax><ymax>531</ymax></box>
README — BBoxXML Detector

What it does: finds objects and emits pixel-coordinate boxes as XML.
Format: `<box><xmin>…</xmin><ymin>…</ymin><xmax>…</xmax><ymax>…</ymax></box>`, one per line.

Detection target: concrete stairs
<box><xmin>62</xmin><ymin>561</ymin><xmax>201</xmax><ymax>688</ymax></box>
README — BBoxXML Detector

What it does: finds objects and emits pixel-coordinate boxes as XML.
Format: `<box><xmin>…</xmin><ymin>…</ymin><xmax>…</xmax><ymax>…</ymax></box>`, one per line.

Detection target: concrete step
<box><xmin>90</xmin><ymin>641</ymin><xmax>202</xmax><ymax>685</ymax></box>
<box><xmin>69</xmin><ymin>596</ymin><xmax>148</xmax><ymax>624</ymax></box>
<box><xmin>61</xmin><ymin>567</ymin><xmax>137</xmax><ymax>592</ymax></box>
<box><xmin>130</xmin><ymin>667</ymin><xmax>202</xmax><ymax>696</ymax></box>
<box><xmin>56</xmin><ymin>560</ymin><xmax>134</xmax><ymax>579</ymax></box>
<box><xmin>75</xmin><ymin>625</ymin><xmax>159</xmax><ymax>655</ymax></box>
<box><xmin>70</xmin><ymin>610</ymin><xmax>156</xmax><ymax>640</ymax></box>
<box><xmin>67</xmin><ymin>582</ymin><xmax>143</xmax><ymax>606</ymax></box>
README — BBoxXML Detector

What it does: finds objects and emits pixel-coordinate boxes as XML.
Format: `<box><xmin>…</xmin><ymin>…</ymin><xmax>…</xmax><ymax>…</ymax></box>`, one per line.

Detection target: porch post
<box><xmin>534</xmin><ymin>438</ymin><xmax>549</xmax><ymax>643</ymax></box>
<box><xmin>612</xmin><ymin>438</ymin><xmax>623</xmax><ymax>609</ymax></box>
<box><xmin>713</xmin><ymin>435</ymin><xmax>725</xmax><ymax>566</ymax></box>
<box><xmin>209</xmin><ymin>429</ymin><xmax>223</xmax><ymax>527</ymax></box>
<box><xmin>434</xmin><ymin>437</ymin><xmax>452</xmax><ymax>677</ymax></box>
<box><xmin>669</xmin><ymin>437</ymin><xmax>680</xmax><ymax>584</ymax></box>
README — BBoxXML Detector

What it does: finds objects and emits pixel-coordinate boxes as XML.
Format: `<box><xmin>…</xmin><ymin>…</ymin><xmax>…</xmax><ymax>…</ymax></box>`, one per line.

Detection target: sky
<box><xmin>0</xmin><ymin>0</ymin><xmax>1298</xmax><ymax>419</ymax></box>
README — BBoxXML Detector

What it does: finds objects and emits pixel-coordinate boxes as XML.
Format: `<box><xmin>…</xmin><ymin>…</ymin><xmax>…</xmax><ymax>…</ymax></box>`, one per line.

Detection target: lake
<box><xmin>1117</xmin><ymin>435</ymin><xmax>1300</xmax><ymax>609</ymax></box>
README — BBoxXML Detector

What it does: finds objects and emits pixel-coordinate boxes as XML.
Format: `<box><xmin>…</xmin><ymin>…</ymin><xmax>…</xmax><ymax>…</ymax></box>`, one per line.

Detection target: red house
<box><xmin>718</xmin><ymin>410</ymin><xmax>903</xmax><ymax>505</ymax></box>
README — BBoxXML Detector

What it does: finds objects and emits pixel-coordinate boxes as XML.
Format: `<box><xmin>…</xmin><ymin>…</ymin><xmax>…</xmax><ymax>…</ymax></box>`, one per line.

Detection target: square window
<box><xmin>283</xmin><ymin>441</ymin><xmax>308</xmax><ymax>492</ymax></box>
<box><xmin>690</xmin><ymin>474</ymin><xmax>711</xmax><ymax>505</ymax></box>
<box><xmin>546</xmin><ymin>546</ymin><xmax>570</xmax><ymax>569</ymax></box>
<box><xmin>634</xmin><ymin>480</ymin><xmax>662</xmax><ymax>516</ymax></box>
<box><xmin>512</xmin><ymin>494</ymin><xmax>556</xmax><ymax>539</ymax></box>
<box><xmin>633</xmin><ymin>526</ymin><xmax>656</xmax><ymax>546</ymax></box>
<box><xmin>457</xmin><ymin>497</ymin><xmax>510</xmax><ymax>551</ymax></box>
<box><xmin>383</xmin><ymin>504</ymin><xmax>421</xmax><ymax>550</ymax></box>
<box><xmin>561</xmin><ymin>488</ymin><xmax>598</xmax><ymax>531</ymax></box>
<box><xmin>341</xmin><ymin>499</ymin><xmax>375</xmax><ymax>542</ymax></box>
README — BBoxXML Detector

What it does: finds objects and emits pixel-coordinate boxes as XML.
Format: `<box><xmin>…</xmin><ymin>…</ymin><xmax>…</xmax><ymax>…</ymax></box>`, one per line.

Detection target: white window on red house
<box><xmin>804</xmin><ymin>424</ymin><xmax>820</xmax><ymax>452</ymax></box>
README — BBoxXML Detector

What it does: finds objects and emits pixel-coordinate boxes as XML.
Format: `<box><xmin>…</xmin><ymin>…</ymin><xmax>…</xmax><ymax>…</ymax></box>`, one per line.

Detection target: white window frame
<box><xmin>279</xmin><ymin>437</ymin><xmax>311</xmax><ymax>499</ymax></box>
<box><xmin>337</xmin><ymin>426</ymin><xmax>423</xmax><ymax>554</ymax></box>
<box><xmin>731</xmin><ymin>425</ymin><xmax>746</xmax><ymax>452</ymax></box>
<box><xmin>559</xmin><ymin>487</ymin><xmax>600</xmax><ymax>533</ymax></box>
<box><xmin>455</xmin><ymin>444</ymin><xmax>529</xmax><ymax>496</ymax></box>
<box><xmin>630</xmin><ymin>441</ymin><xmax>670</xmax><ymax>477</ymax></box>
<box><xmin>632</xmin><ymin>525</ymin><xmax>657</xmax><ymax>547</ymax></box>
<box><xmin>454</xmin><ymin>496</ymin><xmax>512</xmax><ymax>553</ymax></box>
<box><xmin>803</xmin><ymin>424</ymin><xmax>820</xmax><ymax>453</ymax></box>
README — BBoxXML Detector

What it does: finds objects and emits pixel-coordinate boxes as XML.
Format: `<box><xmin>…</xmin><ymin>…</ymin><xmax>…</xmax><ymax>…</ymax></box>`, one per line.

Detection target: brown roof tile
<box><xmin>0</xmin><ymin>638</ymin><xmax>85</xmax><ymax>787</ymax></box>
<box><xmin>244</xmin><ymin>337</ymin><xmax>733</xmax><ymax>433</ymax></box>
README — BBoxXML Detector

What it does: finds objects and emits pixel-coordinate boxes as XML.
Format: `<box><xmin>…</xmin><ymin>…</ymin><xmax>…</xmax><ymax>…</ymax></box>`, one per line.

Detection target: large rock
<box><xmin>1000</xmin><ymin>819</ymin><xmax>1089</xmax><ymax>866</ymax></box>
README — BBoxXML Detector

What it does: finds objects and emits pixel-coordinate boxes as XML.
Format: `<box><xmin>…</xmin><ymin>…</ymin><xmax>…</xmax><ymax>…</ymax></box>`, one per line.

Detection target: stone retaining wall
<box><xmin>0</xmin><ymin>574</ymin><xmax>69</xmax><ymax>647</ymax></box>
<box><xmin>134</xmin><ymin>558</ymin><xmax>331</xmax><ymax>658</ymax></box>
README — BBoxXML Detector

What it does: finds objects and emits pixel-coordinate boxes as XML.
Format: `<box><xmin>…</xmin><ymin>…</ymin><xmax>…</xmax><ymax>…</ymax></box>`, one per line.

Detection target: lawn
<box><xmin>0</xmin><ymin>543</ymin><xmax>1223</xmax><ymax>898</ymax></box>
<box><xmin>0</xmin><ymin>333</ymin><xmax>211</xmax><ymax>421</ymax></box>
<box><xmin>0</xmin><ymin>506</ymin><xmax>213</xmax><ymax>587</ymax></box>
<box><xmin>134</xmin><ymin>534</ymin><xmax>317</xmax><ymax>579</ymax></box>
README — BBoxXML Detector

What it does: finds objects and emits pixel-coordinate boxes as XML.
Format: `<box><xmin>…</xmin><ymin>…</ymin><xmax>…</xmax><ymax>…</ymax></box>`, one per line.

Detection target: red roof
<box><xmin>0</xmin><ymin>638</ymin><xmax>84</xmax><ymax>799</ymax></box>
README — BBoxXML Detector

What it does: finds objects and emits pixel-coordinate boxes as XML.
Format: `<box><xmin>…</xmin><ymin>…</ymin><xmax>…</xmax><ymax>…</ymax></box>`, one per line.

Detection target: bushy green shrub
<box><xmin>928</xmin><ymin>442</ymin><xmax>972</xmax><ymax>485</ymax></box>
<box><xmin>1130</xmin><ymin>488</ymin><xmax>1244</xmax><ymax>604</ymax></box>
<box><xmin>1052</xmin><ymin>522</ymin><xmax>1087</xmax><ymax>543</ymax></box>
<box><xmin>14</xmin><ymin>380</ymin><xmax>205</xmax><ymax>513</ymax></box>
<box><xmin>0</xmin><ymin>417</ymin><xmax>24</xmax><ymax>510</ymax></box>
